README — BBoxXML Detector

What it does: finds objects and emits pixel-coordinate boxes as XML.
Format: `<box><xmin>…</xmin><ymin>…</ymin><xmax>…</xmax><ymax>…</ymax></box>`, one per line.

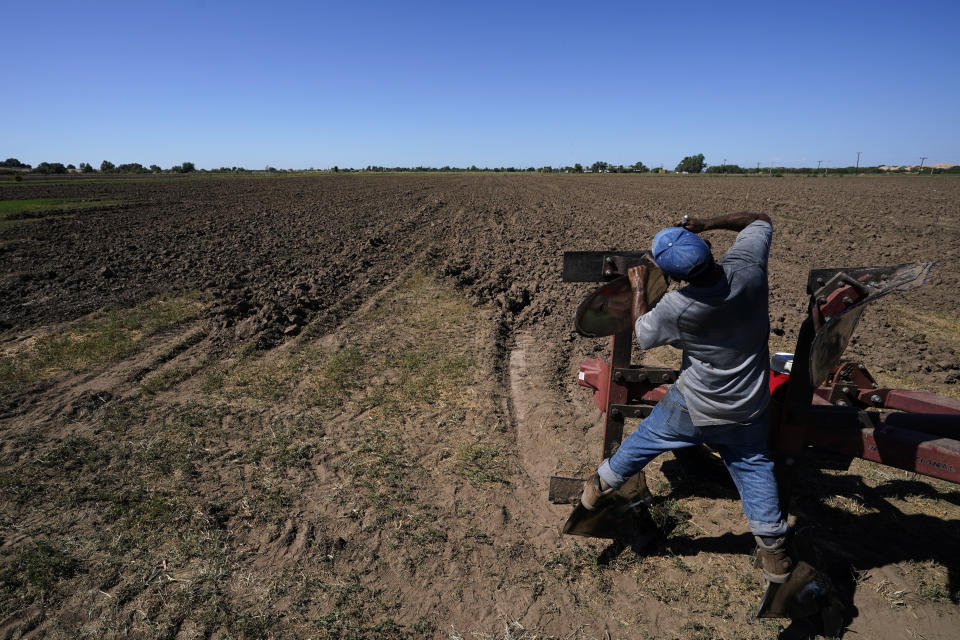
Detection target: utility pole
<box><xmin>919</xmin><ymin>156</ymin><xmax>927</xmax><ymax>173</ymax></box>
<box><xmin>722</xmin><ymin>158</ymin><xmax>727</xmax><ymax>174</ymax></box>
<box><xmin>856</xmin><ymin>151</ymin><xmax>862</xmax><ymax>170</ymax></box>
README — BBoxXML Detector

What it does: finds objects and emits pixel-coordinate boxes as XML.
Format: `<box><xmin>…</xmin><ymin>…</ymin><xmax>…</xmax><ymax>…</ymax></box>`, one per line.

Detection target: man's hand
<box><xmin>627</xmin><ymin>265</ymin><xmax>649</xmax><ymax>325</ymax></box>
<box><xmin>676</xmin><ymin>216</ymin><xmax>706</xmax><ymax>233</ymax></box>
<box><xmin>627</xmin><ymin>264</ymin><xmax>648</xmax><ymax>291</ymax></box>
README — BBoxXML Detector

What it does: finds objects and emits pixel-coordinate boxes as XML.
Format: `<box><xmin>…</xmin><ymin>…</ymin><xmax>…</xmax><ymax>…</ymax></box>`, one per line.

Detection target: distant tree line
<box><xmin>1</xmin><ymin>158</ymin><xmax>31</xmax><ymax>169</ymax></box>
<box><xmin>673</xmin><ymin>153</ymin><xmax>960</xmax><ymax>175</ymax></box>
<box><xmin>3</xmin><ymin>156</ymin><xmax>957</xmax><ymax>176</ymax></box>
<box><xmin>361</xmin><ymin>162</ymin><xmax>654</xmax><ymax>174</ymax></box>
<box><xmin>360</xmin><ymin>160</ymin><xmax>959</xmax><ymax>175</ymax></box>
<box><xmin>703</xmin><ymin>163</ymin><xmax>960</xmax><ymax>175</ymax></box>
<box><xmin>0</xmin><ymin>158</ymin><xmax>207</xmax><ymax>175</ymax></box>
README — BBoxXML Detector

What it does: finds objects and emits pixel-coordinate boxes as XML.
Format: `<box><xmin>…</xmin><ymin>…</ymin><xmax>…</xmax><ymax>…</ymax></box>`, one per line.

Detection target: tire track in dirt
<box><xmin>505</xmin><ymin>332</ymin><xmax>561</xmax><ymax>514</ymax></box>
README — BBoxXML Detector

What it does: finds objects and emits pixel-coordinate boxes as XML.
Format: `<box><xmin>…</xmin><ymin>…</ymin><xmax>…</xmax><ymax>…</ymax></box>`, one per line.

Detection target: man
<box><xmin>580</xmin><ymin>211</ymin><xmax>792</xmax><ymax>584</ymax></box>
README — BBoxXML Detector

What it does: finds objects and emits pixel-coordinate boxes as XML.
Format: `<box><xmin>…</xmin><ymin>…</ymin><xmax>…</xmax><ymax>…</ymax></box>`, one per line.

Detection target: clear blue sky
<box><xmin>4</xmin><ymin>1</ymin><xmax>957</xmax><ymax>169</ymax></box>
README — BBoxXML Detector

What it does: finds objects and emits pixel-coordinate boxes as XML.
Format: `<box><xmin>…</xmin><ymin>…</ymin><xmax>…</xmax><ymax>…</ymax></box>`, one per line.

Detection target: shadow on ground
<box><xmin>610</xmin><ymin>449</ymin><xmax>960</xmax><ymax>638</ymax></box>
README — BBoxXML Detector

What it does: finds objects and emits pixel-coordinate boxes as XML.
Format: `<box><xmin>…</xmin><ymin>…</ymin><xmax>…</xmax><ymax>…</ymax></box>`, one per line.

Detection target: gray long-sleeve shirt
<box><xmin>635</xmin><ymin>220</ymin><xmax>772</xmax><ymax>426</ymax></box>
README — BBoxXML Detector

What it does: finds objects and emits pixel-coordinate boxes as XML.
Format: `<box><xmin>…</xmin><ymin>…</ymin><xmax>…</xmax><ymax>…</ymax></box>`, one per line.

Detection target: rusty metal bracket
<box><xmin>813</xmin><ymin>271</ymin><xmax>870</xmax><ymax>305</ymax></box>
<box><xmin>613</xmin><ymin>366</ymin><xmax>678</xmax><ymax>385</ymax></box>
<box><xmin>562</xmin><ymin>251</ymin><xmax>652</xmax><ymax>282</ymax></box>
<box><xmin>814</xmin><ymin>360</ymin><xmax>960</xmax><ymax>420</ymax></box>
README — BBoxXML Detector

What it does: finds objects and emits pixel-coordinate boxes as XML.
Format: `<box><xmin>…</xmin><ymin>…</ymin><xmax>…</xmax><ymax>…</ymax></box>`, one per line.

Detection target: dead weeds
<box><xmin>1</xmin><ymin>292</ymin><xmax>206</xmax><ymax>399</ymax></box>
<box><xmin>0</xmin><ymin>270</ymin><xmax>515</xmax><ymax>637</ymax></box>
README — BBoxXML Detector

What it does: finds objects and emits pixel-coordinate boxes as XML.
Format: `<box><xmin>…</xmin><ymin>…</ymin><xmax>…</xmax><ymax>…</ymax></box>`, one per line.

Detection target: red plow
<box><xmin>549</xmin><ymin>252</ymin><xmax>956</xmax><ymax>627</ymax></box>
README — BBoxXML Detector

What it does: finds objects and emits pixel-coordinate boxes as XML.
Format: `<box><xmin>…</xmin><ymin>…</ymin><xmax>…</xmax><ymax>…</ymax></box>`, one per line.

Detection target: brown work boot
<box><xmin>580</xmin><ymin>473</ymin><xmax>616</xmax><ymax>511</ymax></box>
<box><xmin>754</xmin><ymin>535</ymin><xmax>793</xmax><ymax>584</ymax></box>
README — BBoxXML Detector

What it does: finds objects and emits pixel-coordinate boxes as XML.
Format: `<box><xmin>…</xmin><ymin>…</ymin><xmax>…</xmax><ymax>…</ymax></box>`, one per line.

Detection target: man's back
<box><xmin>636</xmin><ymin>220</ymin><xmax>773</xmax><ymax>425</ymax></box>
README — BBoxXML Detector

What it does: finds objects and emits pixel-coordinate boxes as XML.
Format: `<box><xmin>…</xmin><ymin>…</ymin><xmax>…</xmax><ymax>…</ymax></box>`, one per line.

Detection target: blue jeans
<box><xmin>598</xmin><ymin>384</ymin><xmax>788</xmax><ymax>537</ymax></box>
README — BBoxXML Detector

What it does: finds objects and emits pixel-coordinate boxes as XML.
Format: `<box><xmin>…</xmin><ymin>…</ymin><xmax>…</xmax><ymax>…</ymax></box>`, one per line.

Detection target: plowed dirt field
<box><xmin>1</xmin><ymin>174</ymin><xmax>958</xmax><ymax>639</ymax></box>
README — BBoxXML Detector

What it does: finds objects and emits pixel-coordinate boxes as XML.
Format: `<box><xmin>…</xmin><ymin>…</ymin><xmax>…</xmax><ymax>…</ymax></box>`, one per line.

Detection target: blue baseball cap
<box><xmin>651</xmin><ymin>227</ymin><xmax>713</xmax><ymax>279</ymax></box>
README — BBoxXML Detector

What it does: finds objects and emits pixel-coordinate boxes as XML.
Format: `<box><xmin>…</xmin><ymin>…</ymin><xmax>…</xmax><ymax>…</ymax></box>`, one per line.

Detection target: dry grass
<box><xmin>0</xmin><ymin>270</ymin><xmax>510</xmax><ymax>638</ymax></box>
<box><xmin>890</xmin><ymin>305</ymin><xmax>960</xmax><ymax>346</ymax></box>
<box><xmin>0</xmin><ymin>293</ymin><xmax>206</xmax><ymax>396</ymax></box>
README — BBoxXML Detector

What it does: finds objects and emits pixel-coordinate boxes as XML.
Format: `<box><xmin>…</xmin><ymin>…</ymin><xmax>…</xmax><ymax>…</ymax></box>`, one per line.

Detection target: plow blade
<box><xmin>807</xmin><ymin>261</ymin><xmax>934</xmax><ymax>384</ymax></box>
<box><xmin>574</xmin><ymin>276</ymin><xmax>634</xmax><ymax>338</ymax></box>
<box><xmin>573</xmin><ymin>256</ymin><xmax>670</xmax><ymax>338</ymax></box>
<box><xmin>757</xmin><ymin>561</ymin><xmax>845</xmax><ymax>636</ymax></box>
<box><xmin>560</xmin><ymin>474</ymin><xmax>652</xmax><ymax>538</ymax></box>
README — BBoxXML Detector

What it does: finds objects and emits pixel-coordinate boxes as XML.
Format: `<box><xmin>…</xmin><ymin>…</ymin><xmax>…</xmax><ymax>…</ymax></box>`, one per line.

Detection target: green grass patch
<box><xmin>300</xmin><ymin>344</ymin><xmax>366</xmax><ymax>408</ymax></box>
<box><xmin>215</xmin><ymin>270</ymin><xmax>485</xmax><ymax>419</ymax></box>
<box><xmin>0</xmin><ymin>197</ymin><xmax>123</xmax><ymax>215</ymax></box>
<box><xmin>39</xmin><ymin>435</ymin><xmax>110</xmax><ymax>472</ymax></box>
<box><xmin>454</xmin><ymin>441</ymin><xmax>507</xmax><ymax>485</ymax></box>
<box><xmin>309</xmin><ymin>573</ymin><xmax>423</xmax><ymax>639</ymax></box>
<box><xmin>1</xmin><ymin>293</ymin><xmax>205</xmax><ymax>396</ymax></box>
<box><xmin>140</xmin><ymin>360</ymin><xmax>207</xmax><ymax>395</ymax></box>
<box><xmin>343</xmin><ymin>427</ymin><xmax>411</xmax><ymax>490</ymax></box>
<box><xmin>0</xmin><ymin>467</ymin><xmax>47</xmax><ymax>506</ymax></box>
<box><xmin>647</xmin><ymin>497</ymin><xmax>693</xmax><ymax>539</ymax></box>
<box><xmin>0</xmin><ymin>541</ymin><xmax>81</xmax><ymax>605</ymax></box>
<box><xmin>0</xmin><ymin>197</ymin><xmax>126</xmax><ymax>230</ymax></box>
<box><xmin>387</xmin><ymin>347</ymin><xmax>474</xmax><ymax>405</ymax></box>
<box><xmin>0</xmin><ymin>171</ymin><xmax>331</xmax><ymax>189</ymax></box>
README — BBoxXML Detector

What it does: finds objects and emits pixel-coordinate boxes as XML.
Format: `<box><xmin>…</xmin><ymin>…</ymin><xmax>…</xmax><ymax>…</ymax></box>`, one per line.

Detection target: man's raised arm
<box><xmin>677</xmin><ymin>212</ymin><xmax>772</xmax><ymax>234</ymax></box>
